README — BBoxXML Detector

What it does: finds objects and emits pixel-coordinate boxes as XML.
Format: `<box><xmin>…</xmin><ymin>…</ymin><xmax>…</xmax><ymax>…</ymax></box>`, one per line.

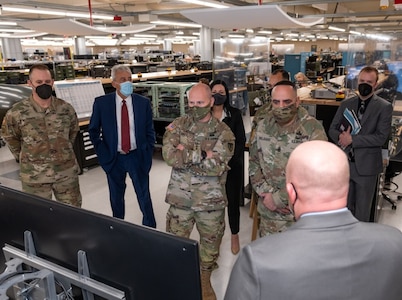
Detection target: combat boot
<box><xmin>201</xmin><ymin>270</ymin><xmax>216</xmax><ymax>300</ymax></box>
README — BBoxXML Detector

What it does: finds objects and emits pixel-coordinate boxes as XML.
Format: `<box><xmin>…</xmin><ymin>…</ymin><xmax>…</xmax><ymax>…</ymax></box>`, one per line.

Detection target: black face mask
<box><xmin>358</xmin><ymin>83</ymin><xmax>373</xmax><ymax>97</ymax></box>
<box><xmin>213</xmin><ymin>94</ymin><xmax>226</xmax><ymax>106</ymax></box>
<box><xmin>35</xmin><ymin>84</ymin><xmax>53</xmax><ymax>99</ymax></box>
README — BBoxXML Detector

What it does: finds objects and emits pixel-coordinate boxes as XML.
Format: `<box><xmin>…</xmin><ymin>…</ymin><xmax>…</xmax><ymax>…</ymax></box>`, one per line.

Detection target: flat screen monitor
<box><xmin>0</xmin><ymin>186</ymin><xmax>201</xmax><ymax>300</ymax></box>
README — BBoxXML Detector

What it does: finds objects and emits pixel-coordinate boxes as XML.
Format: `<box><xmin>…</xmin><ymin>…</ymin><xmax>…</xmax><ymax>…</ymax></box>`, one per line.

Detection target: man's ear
<box><xmin>210</xmin><ymin>96</ymin><xmax>215</xmax><ymax>107</ymax></box>
<box><xmin>295</xmin><ymin>96</ymin><xmax>301</xmax><ymax>107</ymax></box>
<box><xmin>286</xmin><ymin>182</ymin><xmax>296</xmax><ymax>205</ymax></box>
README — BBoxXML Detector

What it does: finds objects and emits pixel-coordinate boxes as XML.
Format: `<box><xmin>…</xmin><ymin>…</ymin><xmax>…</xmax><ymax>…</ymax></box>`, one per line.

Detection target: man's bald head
<box><xmin>286</xmin><ymin>141</ymin><xmax>349</xmax><ymax>219</ymax></box>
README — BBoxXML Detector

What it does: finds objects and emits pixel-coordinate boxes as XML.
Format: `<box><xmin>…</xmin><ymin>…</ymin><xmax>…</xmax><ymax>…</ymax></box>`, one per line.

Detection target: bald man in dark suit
<box><xmin>225</xmin><ymin>141</ymin><xmax>402</xmax><ymax>300</ymax></box>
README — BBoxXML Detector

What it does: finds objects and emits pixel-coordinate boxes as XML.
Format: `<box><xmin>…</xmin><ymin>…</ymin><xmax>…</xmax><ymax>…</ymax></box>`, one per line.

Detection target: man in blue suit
<box><xmin>89</xmin><ymin>64</ymin><xmax>156</xmax><ymax>228</ymax></box>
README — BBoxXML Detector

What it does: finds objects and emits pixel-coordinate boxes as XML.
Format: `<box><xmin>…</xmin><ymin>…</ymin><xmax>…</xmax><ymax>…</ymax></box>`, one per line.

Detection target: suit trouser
<box><xmin>348</xmin><ymin>162</ymin><xmax>378</xmax><ymax>222</ymax></box>
<box><xmin>106</xmin><ymin>151</ymin><xmax>156</xmax><ymax>228</ymax></box>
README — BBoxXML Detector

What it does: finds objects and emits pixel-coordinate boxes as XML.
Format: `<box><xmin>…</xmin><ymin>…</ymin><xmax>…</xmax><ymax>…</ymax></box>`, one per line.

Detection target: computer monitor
<box><xmin>0</xmin><ymin>186</ymin><xmax>201</xmax><ymax>300</ymax></box>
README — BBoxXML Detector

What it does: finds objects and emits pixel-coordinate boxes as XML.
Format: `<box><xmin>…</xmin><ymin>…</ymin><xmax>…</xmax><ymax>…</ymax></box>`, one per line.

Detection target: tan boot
<box><xmin>231</xmin><ymin>234</ymin><xmax>240</xmax><ymax>255</ymax></box>
<box><xmin>201</xmin><ymin>270</ymin><xmax>216</xmax><ymax>300</ymax></box>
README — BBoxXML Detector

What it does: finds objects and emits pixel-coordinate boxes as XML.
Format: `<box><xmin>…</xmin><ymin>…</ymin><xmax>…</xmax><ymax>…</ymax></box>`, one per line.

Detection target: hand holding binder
<box><xmin>337</xmin><ymin>108</ymin><xmax>361</xmax><ymax>135</ymax></box>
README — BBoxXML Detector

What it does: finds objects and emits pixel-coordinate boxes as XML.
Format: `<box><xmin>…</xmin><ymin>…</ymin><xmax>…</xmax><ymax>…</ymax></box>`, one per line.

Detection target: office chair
<box><xmin>382</xmin><ymin>119</ymin><xmax>402</xmax><ymax>210</ymax></box>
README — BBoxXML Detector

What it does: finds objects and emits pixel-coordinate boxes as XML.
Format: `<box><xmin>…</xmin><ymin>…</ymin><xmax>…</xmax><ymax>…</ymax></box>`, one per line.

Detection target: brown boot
<box><xmin>231</xmin><ymin>234</ymin><xmax>240</xmax><ymax>255</ymax></box>
<box><xmin>201</xmin><ymin>270</ymin><xmax>216</xmax><ymax>300</ymax></box>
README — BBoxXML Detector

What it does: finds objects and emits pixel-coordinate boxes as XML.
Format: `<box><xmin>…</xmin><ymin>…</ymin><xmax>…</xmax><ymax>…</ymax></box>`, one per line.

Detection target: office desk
<box><xmin>299</xmin><ymin>97</ymin><xmax>340</xmax><ymax>134</ymax></box>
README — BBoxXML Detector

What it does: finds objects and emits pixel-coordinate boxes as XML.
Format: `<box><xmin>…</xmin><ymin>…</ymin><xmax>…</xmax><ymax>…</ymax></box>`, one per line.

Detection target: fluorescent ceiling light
<box><xmin>349</xmin><ymin>30</ymin><xmax>362</xmax><ymax>35</ymax></box>
<box><xmin>128</xmin><ymin>37</ymin><xmax>155</xmax><ymax>41</ymax></box>
<box><xmin>258</xmin><ymin>30</ymin><xmax>272</xmax><ymax>35</ymax></box>
<box><xmin>84</xmin><ymin>35</ymin><xmax>114</xmax><ymax>39</ymax></box>
<box><xmin>88</xmin><ymin>38</ymin><xmax>118</xmax><ymax>46</ymax></box>
<box><xmin>175</xmin><ymin>35</ymin><xmax>197</xmax><ymax>39</ymax></box>
<box><xmin>178</xmin><ymin>0</ymin><xmax>230</xmax><ymax>9</ymax></box>
<box><xmin>228</xmin><ymin>34</ymin><xmax>244</xmax><ymax>38</ymax></box>
<box><xmin>0</xmin><ymin>21</ymin><xmax>18</xmax><ymax>26</ymax></box>
<box><xmin>134</xmin><ymin>34</ymin><xmax>158</xmax><ymax>38</ymax></box>
<box><xmin>0</xmin><ymin>29</ymin><xmax>35</xmax><ymax>33</ymax></box>
<box><xmin>328</xmin><ymin>26</ymin><xmax>345</xmax><ymax>32</ymax></box>
<box><xmin>151</xmin><ymin>20</ymin><xmax>202</xmax><ymax>28</ymax></box>
<box><xmin>2</xmin><ymin>5</ymin><xmax>113</xmax><ymax>20</ymax></box>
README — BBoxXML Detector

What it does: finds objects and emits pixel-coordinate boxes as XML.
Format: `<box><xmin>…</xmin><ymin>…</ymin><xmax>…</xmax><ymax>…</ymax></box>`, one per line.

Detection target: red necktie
<box><xmin>121</xmin><ymin>99</ymin><xmax>131</xmax><ymax>153</ymax></box>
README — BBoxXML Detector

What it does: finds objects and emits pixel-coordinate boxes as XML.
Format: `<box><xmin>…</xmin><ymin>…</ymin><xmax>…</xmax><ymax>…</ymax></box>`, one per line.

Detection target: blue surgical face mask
<box><xmin>120</xmin><ymin>81</ymin><xmax>133</xmax><ymax>97</ymax></box>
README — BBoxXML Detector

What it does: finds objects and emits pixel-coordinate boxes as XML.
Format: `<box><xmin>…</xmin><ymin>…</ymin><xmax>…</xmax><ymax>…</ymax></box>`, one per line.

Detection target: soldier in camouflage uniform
<box><xmin>1</xmin><ymin>64</ymin><xmax>82</xmax><ymax>207</ymax></box>
<box><xmin>162</xmin><ymin>83</ymin><xmax>235</xmax><ymax>300</ymax></box>
<box><xmin>249</xmin><ymin>69</ymin><xmax>290</xmax><ymax>143</ymax></box>
<box><xmin>249</xmin><ymin>81</ymin><xmax>327</xmax><ymax>237</ymax></box>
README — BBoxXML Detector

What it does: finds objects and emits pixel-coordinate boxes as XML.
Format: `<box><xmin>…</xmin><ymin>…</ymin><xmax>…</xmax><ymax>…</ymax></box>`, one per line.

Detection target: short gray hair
<box><xmin>111</xmin><ymin>65</ymin><xmax>132</xmax><ymax>81</ymax></box>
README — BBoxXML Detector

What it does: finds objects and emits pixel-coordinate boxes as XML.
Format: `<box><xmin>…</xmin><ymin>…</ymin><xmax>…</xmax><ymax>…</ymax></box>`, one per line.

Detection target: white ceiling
<box><xmin>0</xmin><ymin>0</ymin><xmax>401</xmax><ymax>42</ymax></box>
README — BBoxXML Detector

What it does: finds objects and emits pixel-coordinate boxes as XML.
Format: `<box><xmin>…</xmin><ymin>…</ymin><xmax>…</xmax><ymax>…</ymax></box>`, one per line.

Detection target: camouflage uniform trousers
<box><xmin>22</xmin><ymin>174</ymin><xmax>82</xmax><ymax>207</ymax></box>
<box><xmin>166</xmin><ymin>205</ymin><xmax>225</xmax><ymax>272</ymax></box>
<box><xmin>257</xmin><ymin>200</ymin><xmax>294</xmax><ymax>237</ymax></box>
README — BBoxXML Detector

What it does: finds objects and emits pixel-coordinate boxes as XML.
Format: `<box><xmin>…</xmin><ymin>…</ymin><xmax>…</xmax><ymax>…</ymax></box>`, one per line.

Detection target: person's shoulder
<box><xmin>216</xmin><ymin>117</ymin><xmax>232</xmax><ymax>131</ymax></box>
<box><xmin>227</xmin><ymin>105</ymin><xmax>242</xmax><ymax>116</ymax></box>
<box><xmin>133</xmin><ymin>93</ymin><xmax>150</xmax><ymax>102</ymax></box>
<box><xmin>373</xmin><ymin>94</ymin><xmax>393</xmax><ymax>107</ymax></box>
<box><xmin>358</xmin><ymin>222</ymin><xmax>402</xmax><ymax>243</ymax></box>
<box><xmin>95</xmin><ymin>92</ymin><xmax>113</xmax><ymax>102</ymax></box>
<box><xmin>166</xmin><ymin>115</ymin><xmax>190</xmax><ymax>131</ymax></box>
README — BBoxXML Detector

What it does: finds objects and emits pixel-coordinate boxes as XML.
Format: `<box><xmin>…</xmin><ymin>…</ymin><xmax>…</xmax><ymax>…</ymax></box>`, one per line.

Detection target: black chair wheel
<box><xmin>392</xmin><ymin>204</ymin><xmax>397</xmax><ymax>210</ymax></box>
<box><xmin>397</xmin><ymin>196</ymin><xmax>402</xmax><ymax>200</ymax></box>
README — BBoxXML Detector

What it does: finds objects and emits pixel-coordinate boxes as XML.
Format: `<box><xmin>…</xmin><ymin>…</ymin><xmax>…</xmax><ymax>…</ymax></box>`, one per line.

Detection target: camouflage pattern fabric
<box><xmin>166</xmin><ymin>206</ymin><xmax>225</xmax><ymax>271</ymax></box>
<box><xmin>249</xmin><ymin>106</ymin><xmax>327</xmax><ymax>236</ymax></box>
<box><xmin>1</xmin><ymin>95</ymin><xmax>82</xmax><ymax>207</ymax></box>
<box><xmin>162</xmin><ymin>114</ymin><xmax>235</xmax><ymax>211</ymax></box>
<box><xmin>249</xmin><ymin>96</ymin><xmax>272</xmax><ymax>144</ymax></box>
<box><xmin>22</xmin><ymin>171</ymin><xmax>82</xmax><ymax>207</ymax></box>
<box><xmin>162</xmin><ymin>113</ymin><xmax>234</xmax><ymax>272</ymax></box>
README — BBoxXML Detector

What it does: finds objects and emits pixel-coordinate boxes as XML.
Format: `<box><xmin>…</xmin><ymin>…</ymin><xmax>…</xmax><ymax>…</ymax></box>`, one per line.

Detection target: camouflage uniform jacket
<box><xmin>1</xmin><ymin>95</ymin><xmax>80</xmax><ymax>183</ymax></box>
<box><xmin>249</xmin><ymin>106</ymin><xmax>327</xmax><ymax>209</ymax></box>
<box><xmin>162</xmin><ymin>114</ymin><xmax>235</xmax><ymax>211</ymax></box>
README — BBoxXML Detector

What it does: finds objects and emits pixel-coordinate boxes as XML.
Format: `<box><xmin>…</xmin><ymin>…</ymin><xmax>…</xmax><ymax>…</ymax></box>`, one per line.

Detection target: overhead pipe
<box><xmin>88</xmin><ymin>0</ymin><xmax>93</xmax><ymax>26</ymax></box>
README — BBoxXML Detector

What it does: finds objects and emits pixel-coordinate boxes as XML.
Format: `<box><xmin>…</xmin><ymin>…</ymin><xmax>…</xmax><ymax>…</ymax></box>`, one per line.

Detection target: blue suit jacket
<box><xmin>88</xmin><ymin>92</ymin><xmax>155</xmax><ymax>173</ymax></box>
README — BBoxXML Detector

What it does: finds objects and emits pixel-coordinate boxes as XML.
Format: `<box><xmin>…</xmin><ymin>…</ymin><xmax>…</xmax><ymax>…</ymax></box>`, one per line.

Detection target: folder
<box><xmin>337</xmin><ymin>108</ymin><xmax>361</xmax><ymax>135</ymax></box>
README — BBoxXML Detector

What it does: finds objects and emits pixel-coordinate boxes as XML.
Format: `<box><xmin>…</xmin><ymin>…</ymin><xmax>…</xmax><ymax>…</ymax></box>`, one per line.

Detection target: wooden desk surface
<box><xmin>301</xmin><ymin>98</ymin><xmax>341</xmax><ymax>106</ymax></box>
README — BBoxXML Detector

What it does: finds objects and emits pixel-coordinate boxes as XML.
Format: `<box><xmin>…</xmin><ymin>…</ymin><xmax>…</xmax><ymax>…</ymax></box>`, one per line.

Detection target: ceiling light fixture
<box><xmin>258</xmin><ymin>30</ymin><xmax>272</xmax><ymax>35</ymax></box>
<box><xmin>1</xmin><ymin>5</ymin><xmax>113</xmax><ymax>20</ymax></box>
<box><xmin>0</xmin><ymin>21</ymin><xmax>17</xmax><ymax>26</ymax></box>
<box><xmin>134</xmin><ymin>34</ymin><xmax>158</xmax><ymax>38</ymax></box>
<box><xmin>328</xmin><ymin>26</ymin><xmax>346</xmax><ymax>32</ymax></box>
<box><xmin>178</xmin><ymin>0</ymin><xmax>230</xmax><ymax>9</ymax></box>
<box><xmin>151</xmin><ymin>20</ymin><xmax>202</xmax><ymax>28</ymax></box>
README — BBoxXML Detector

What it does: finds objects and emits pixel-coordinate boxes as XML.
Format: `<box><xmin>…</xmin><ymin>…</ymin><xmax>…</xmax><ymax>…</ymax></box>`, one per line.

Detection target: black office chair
<box><xmin>382</xmin><ymin>119</ymin><xmax>402</xmax><ymax>210</ymax></box>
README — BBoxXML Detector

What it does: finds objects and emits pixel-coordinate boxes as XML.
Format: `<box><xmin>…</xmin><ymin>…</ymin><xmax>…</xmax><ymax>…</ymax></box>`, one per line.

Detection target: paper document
<box><xmin>338</xmin><ymin>108</ymin><xmax>361</xmax><ymax>135</ymax></box>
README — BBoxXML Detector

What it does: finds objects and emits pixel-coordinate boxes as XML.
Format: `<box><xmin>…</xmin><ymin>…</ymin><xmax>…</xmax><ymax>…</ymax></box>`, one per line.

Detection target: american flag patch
<box><xmin>166</xmin><ymin>123</ymin><xmax>175</xmax><ymax>131</ymax></box>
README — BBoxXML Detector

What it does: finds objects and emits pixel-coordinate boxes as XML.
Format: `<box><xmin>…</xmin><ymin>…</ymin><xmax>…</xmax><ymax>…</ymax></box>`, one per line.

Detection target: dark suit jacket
<box><xmin>225</xmin><ymin>210</ymin><xmax>402</xmax><ymax>300</ymax></box>
<box><xmin>88</xmin><ymin>92</ymin><xmax>155</xmax><ymax>173</ymax></box>
<box><xmin>329</xmin><ymin>94</ymin><xmax>392</xmax><ymax>175</ymax></box>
